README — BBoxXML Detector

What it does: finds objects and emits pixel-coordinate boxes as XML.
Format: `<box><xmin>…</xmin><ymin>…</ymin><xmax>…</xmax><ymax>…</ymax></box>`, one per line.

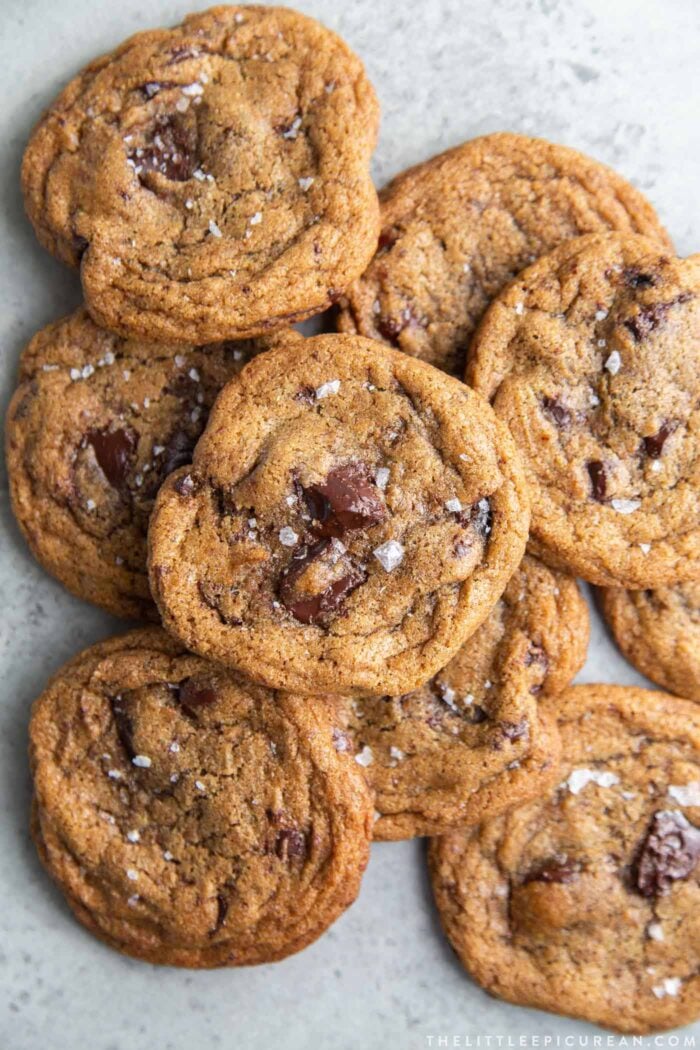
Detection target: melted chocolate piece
<box><xmin>109</xmin><ymin>694</ymin><xmax>135</xmax><ymax>760</ymax></box>
<box><xmin>303</xmin><ymin>462</ymin><xmax>386</xmax><ymax>538</ymax></box>
<box><xmin>624</xmin><ymin>294</ymin><xmax>693</xmax><ymax>342</ymax></box>
<box><xmin>542</xmin><ymin>396</ymin><xmax>572</xmax><ymax>428</ymax></box>
<box><xmin>524</xmin><ymin>859</ymin><xmax>580</xmax><ymax>884</ymax></box>
<box><xmin>587</xmin><ymin>460</ymin><xmax>607</xmax><ymax>502</ymax></box>
<box><xmin>643</xmin><ymin>421</ymin><xmax>678</xmax><ymax>459</ymax></box>
<box><xmin>87</xmin><ymin>426</ymin><xmax>137</xmax><ymax>489</ymax></box>
<box><xmin>129</xmin><ymin>114</ymin><xmax>198</xmax><ymax>182</ymax></box>
<box><xmin>636</xmin><ymin>810</ymin><xmax>700</xmax><ymax>897</ymax></box>
<box><xmin>175</xmin><ymin>677</ymin><xmax>218</xmax><ymax>718</ymax></box>
<box><xmin>278</xmin><ymin>539</ymin><xmax>366</xmax><ymax>626</ymax></box>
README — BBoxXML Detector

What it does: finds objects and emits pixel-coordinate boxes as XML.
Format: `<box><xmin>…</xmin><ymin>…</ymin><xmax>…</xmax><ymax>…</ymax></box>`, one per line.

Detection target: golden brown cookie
<box><xmin>6</xmin><ymin>309</ymin><xmax>293</xmax><ymax>619</ymax></box>
<box><xmin>338</xmin><ymin>556</ymin><xmax>586</xmax><ymax>839</ymax></box>
<box><xmin>30</xmin><ymin>628</ymin><xmax>373</xmax><ymax>967</ymax></box>
<box><xmin>429</xmin><ymin>684</ymin><xmax>700</xmax><ymax>1033</ymax></box>
<box><xmin>148</xmin><ymin>333</ymin><xmax>530</xmax><ymax>696</ymax></box>
<box><xmin>468</xmin><ymin>233</ymin><xmax>700</xmax><ymax>588</ymax></box>
<box><xmin>601</xmin><ymin>583</ymin><xmax>700</xmax><ymax>702</ymax></box>
<box><xmin>22</xmin><ymin>6</ymin><xmax>380</xmax><ymax>344</ymax></box>
<box><xmin>337</xmin><ymin>132</ymin><xmax>672</xmax><ymax>375</ymax></box>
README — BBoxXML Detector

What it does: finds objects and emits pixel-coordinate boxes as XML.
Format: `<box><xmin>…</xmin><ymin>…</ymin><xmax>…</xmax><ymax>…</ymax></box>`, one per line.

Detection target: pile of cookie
<box><xmin>9</xmin><ymin>3</ymin><xmax>700</xmax><ymax>1035</ymax></box>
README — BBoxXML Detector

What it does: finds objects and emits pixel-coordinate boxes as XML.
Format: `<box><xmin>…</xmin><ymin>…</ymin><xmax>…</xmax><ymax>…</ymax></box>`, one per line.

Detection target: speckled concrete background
<box><xmin>1</xmin><ymin>1</ymin><xmax>698</xmax><ymax>1047</ymax></box>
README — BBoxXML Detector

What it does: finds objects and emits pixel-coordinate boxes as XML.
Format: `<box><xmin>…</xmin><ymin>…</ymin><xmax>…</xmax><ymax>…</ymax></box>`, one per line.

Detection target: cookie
<box><xmin>468</xmin><ymin>233</ymin><xmax>700</xmax><ymax>588</ymax></box>
<box><xmin>600</xmin><ymin>583</ymin><xmax>700</xmax><ymax>702</ymax></box>
<box><xmin>148</xmin><ymin>332</ymin><xmax>530</xmax><ymax>696</ymax></box>
<box><xmin>22</xmin><ymin>5</ymin><xmax>380</xmax><ymax>344</ymax></box>
<box><xmin>6</xmin><ymin>309</ymin><xmax>293</xmax><ymax>619</ymax></box>
<box><xmin>429</xmin><ymin>684</ymin><xmax>700</xmax><ymax>1033</ymax></box>
<box><xmin>337</xmin><ymin>132</ymin><xmax>672</xmax><ymax>376</ymax></box>
<box><xmin>29</xmin><ymin>627</ymin><xmax>373</xmax><ymax>967</ymax></box>
<box><xmin>339</xmin><ymin>556</ymin><xmax>586</xmax><ymax>839</ymax></box>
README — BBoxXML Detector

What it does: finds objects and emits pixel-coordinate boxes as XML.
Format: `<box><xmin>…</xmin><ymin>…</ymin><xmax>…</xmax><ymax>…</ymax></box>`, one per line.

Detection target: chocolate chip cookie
<box><xmin>468</xmin><ymin>233</ymin><xmax>700</xmax><ymax>588</ymax></box>
<box><xmin>148</xmin><ymin>333</ymin><xmax>530</xmax><ymax>696</ymax></box>
<box><xmin>30</xmin><ymin>628</ymin><xmax>373</xmax><ymax>967</ymax></box>
<box><xmin>22</xmin><ymin>6</ymin><xmax>380</xmax><ymax>344</ymax></box>
<box><xmin>337</xmin><ymin>132</ymin><xmax>672</xmax><ymax>376</ymax></box>
<box><xmin>6</xmin><ymin>309</ymin><xmax>294</xmax><ymax>619</ymax></box>
<box><xmin>338</xmin><ymin>556</ymin><xmax>587</xmax><ymax>839</ymax></box>
<box><xmin>430</xmin><ymin>684</ymin><xmax>700</xmax><ymax>1033</ymax></box>
<box><xmin>601</xmin><ymin>584</ymin><xmax>700</xmax><ymax>703</ymax></box>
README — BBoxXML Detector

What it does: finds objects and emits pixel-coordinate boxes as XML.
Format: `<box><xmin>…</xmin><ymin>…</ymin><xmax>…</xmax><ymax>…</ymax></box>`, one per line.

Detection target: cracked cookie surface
<box><xmin>148</xmin><ymin>333</ymin><xmax>530</xmax><ymax>696</ymax></box>
<box><xmin>338</xmin><ymin>556</ymin><xmax>586</xmax><ymax>839</ymax></box>
<box><xmin>30</xmin><ymin>628</ymin><xmax>373</xmax><ymax>967</ymax></box>
<box><xmin>6</xmin><ymin>309</ymin><xmax>292</xmax><ymax>619</ymax></box>
<box><xmin>468</xmin><ymin>233</ymin><xmax>700</xmax><ymax>587</ymax></box>
<box><xmin>22</xmin><ymin>5</ymin><xmax>380</xmax><ymax>344</ymax></box>
<box><xmin>429</xmin><ymin>684</ymin><xmax>700</xmax><ymax>1033</ymax></box>
<box><xmin>601</xmin><ymin>583</ymin><xmax>700</xmax><ymax>703</ymax></box>
<box><xmin>337</xmin><ymin>132</ymin><xmax>671</xmax><ymax>376</ymax></box>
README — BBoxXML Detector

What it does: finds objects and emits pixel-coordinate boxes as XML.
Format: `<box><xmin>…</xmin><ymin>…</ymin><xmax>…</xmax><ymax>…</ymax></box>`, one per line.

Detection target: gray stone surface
<box><xmin>1</xmin><ymin>1</ymin><xmax>698</xmax><ymax>1047</ymax></box>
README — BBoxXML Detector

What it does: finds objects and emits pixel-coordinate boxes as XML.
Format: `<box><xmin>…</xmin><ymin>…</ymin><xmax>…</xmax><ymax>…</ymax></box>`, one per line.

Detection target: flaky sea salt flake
<box><xmin>373</xmin><ymin>540</ymin><xmax>404</xmax><ymax>573</ymax></box>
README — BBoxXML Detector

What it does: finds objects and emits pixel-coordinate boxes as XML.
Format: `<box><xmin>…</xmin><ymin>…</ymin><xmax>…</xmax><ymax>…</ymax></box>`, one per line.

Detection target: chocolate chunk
<box><xmin>635</xmin><ymin>810</ymin><xmax>700</xmax><ymax>897</ymax></box>
<box><xmin>468</xmin><ymin>497</ymin><xmax>492</xmax><ymax>538</ymax></box>
<box><xmin>642</xmin><ymin>421</ymin><xmax>678</xmax><ymax>459</ymax></box>
<box><xmin>624</xmin><ymin>294</ymin><xmax>692</xmax><ymax>342</ymax></box>
<box><xmin>377</xmin><ymin>227</ymin><xmax>399</xmax><ymax>253</ymax></box>
<box><xmin>587</xmin><ymin>460</ymin><xmax>607</xmax><ymax>502</ymax></box>
<box><xmin>197</xmin><ymin>580</ymin><xmax>243</xmax><ymax>626</ymax></box>
<box><xmin>500</xmin><ymin>719</ymin><xmax>529</xmax><ymax>742</ymax></box>
<box><xmin>624</xmin><ymin>268</ymin><xmax>657</xmax><ymax>289</ymax></box>
<box><xmin>294</xmin><ymin>385</ymin><xmax>316</xmax><ymax>405</ymax></box>
<box><xmin>175</xmin><ymin>677</ymin><xmax>217</xmax><ymax>717</ymax></box>
<box><xmin>524</xmin><ymin>859</ymin><xmax>580</xmax><ymax>884</ymax></box>
<box><xmin>160</xmin><ymin>429</ymin><xmax>197</xmax><ymax>475</ymax></box>
<box><xmin>273</xmin><ymin>827</ymin><xmax>307</xmax><ymax>861</ymax></box>
<box><xmin>72</xmin><ymin>233</ymin><xmax>89</xmax><ymax>259</ymax></box>
<box><xmin>139</xmin><ymin>81</ymin><xmax>177</xmax><ymax>99</ymax></box>
<box><xmin>213</xmin><ymin>893</ymin><xmax>229</xmax><ymax>933</ymax></box>
<box><xmin>303</xmin><ymin>462</ymin><xmax>386</xmax><ymax>538</ymax></box>
<box><xmin>331</xmin><ymin>728</ymin><xmax>352</xmax><ymax>753</ymax></box>
<box><xmin>166</xmin><ymin>45</ymin><xmax>203</xmax><ymax>64</ymax></box>
<box><xmin>265</xmin><ymin>810</ymin><xmax>308</xmax><ymax>862</ymax></box>
<box><xmin>130</xmin><ymin>114</ymin><xmax>198</xmax><ymax>182</ymax></box>
<box><xmin>524</xmin><ymin>644</ymin><xmax>549</xmax><ymax>669</ymax></box>
<box><xmin>377</xmin><ymin>316</ymin><xmax>404</xmax><ymax>344</ymax></box>
<box><xmin>87</xmin><ymin>426</ymin><xmax>137</xmax><ymax>489</ymax></box>
<box><xmin>278</xmin><ymin>539</ymin><xmax>366</xmax><ymax>626</ymax></box>
<box><xmin>173</xmin><ymin>472</ymin><xmax>200</xmax><ymax>497</ymax></box>
<box><xmin>542</xmin><ymin>396</ymin><xmax>572</xmax><ymax>428</ymax></box>
<box><xmin>109</xmin><ymin>694</ymin><xmax>135</xmax><ymax>760</ymax></box>
<box><xmin>465</xmin><ymin>705</ymin><xmax>489</xmax><ymax>724</ymax></box>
